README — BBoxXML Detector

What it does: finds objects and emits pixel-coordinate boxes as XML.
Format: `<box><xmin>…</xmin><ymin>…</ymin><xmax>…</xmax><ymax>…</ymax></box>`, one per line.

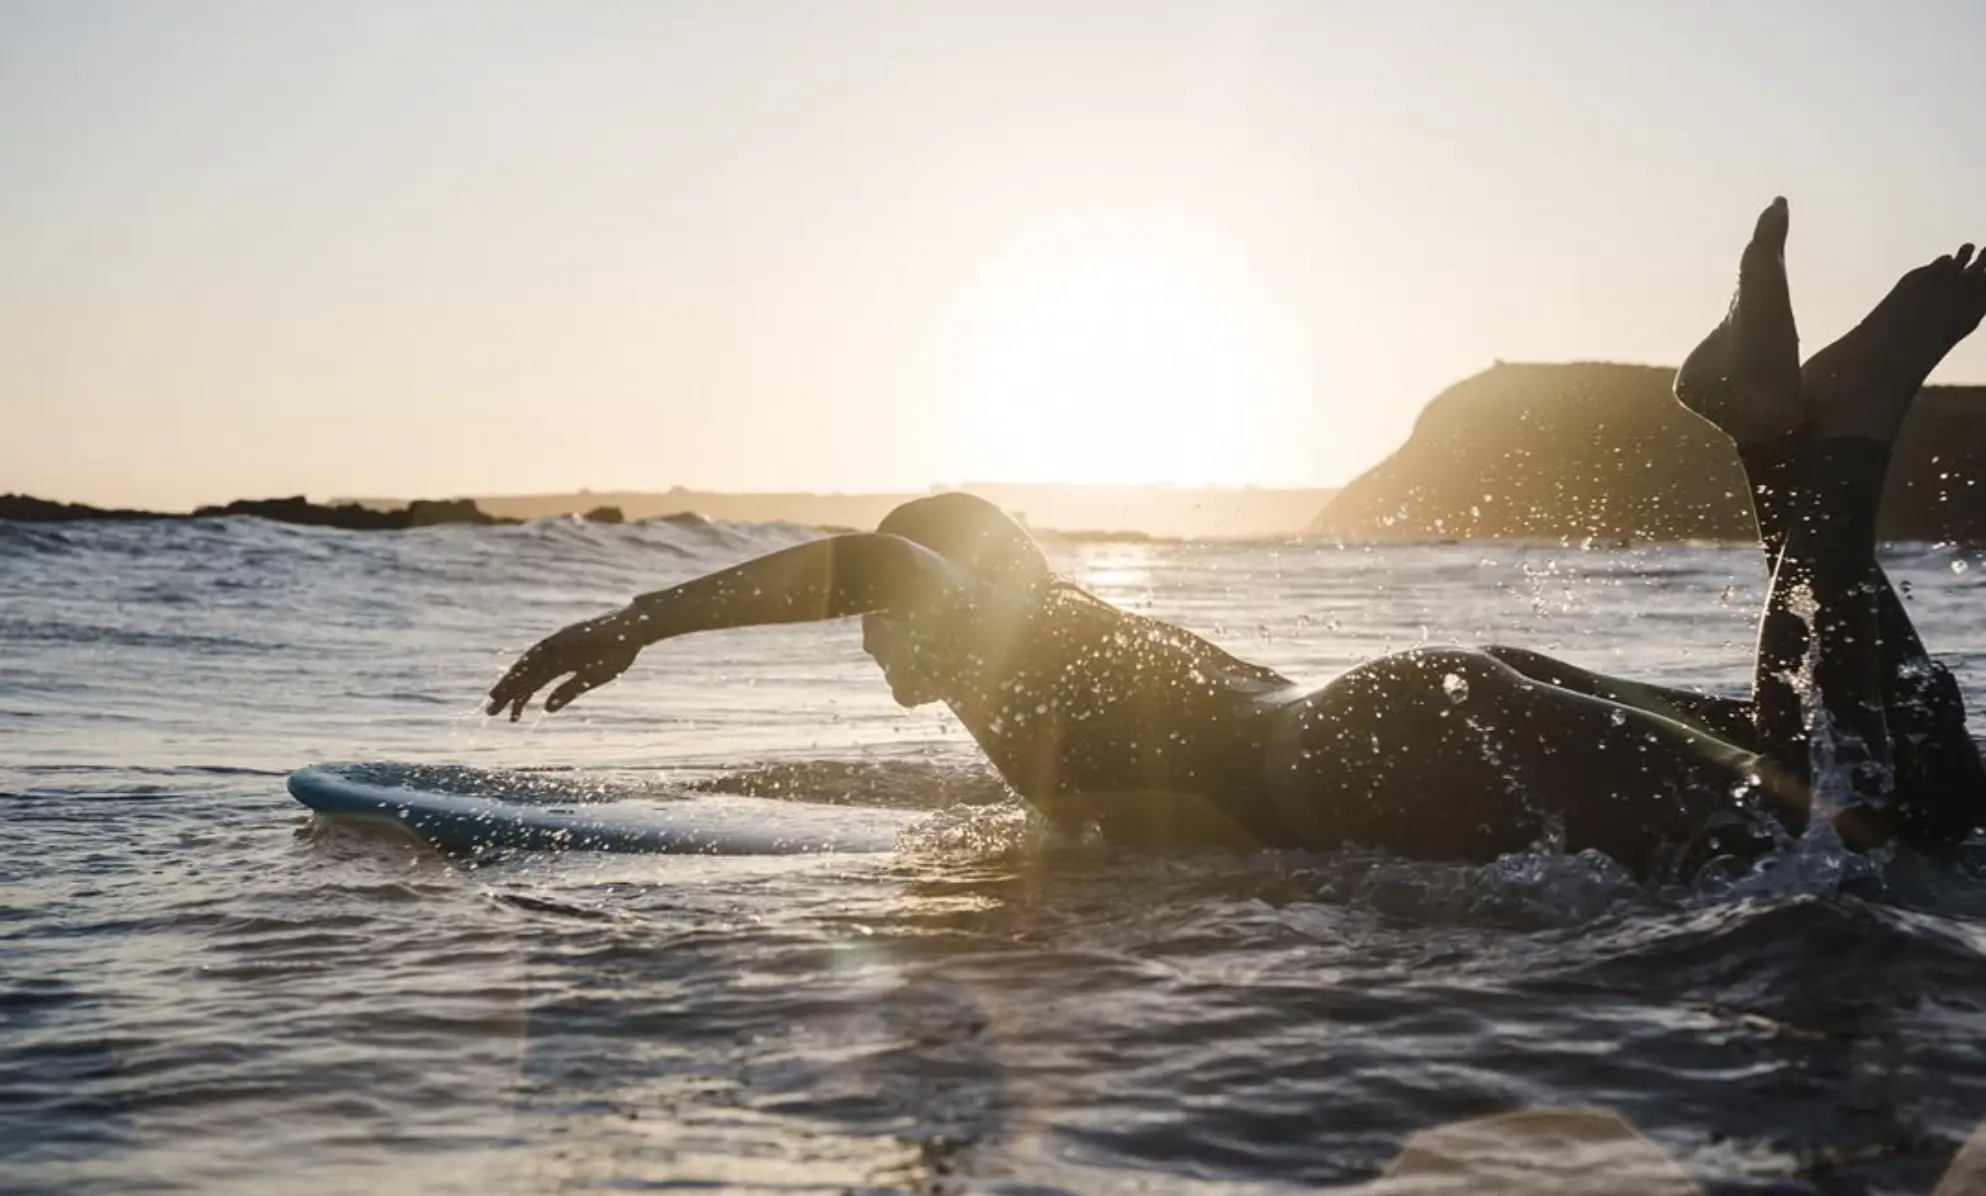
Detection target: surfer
<box><xmin>488</xmin><ymin>199</ymin><xmax>1986</xmax><ymax>880</ymax></box>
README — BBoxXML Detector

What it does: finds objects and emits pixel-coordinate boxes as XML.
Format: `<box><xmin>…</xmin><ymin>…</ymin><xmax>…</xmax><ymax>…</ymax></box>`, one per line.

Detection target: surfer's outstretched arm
<box><xmin>628</xmin><ymin>534</ymin><xmax>961</xmax><ymax>637</ymax></box>
<box><xmin>486</xmin><ymin>534</ymin><xmax>963</xmax><ymax>719</ymax></box>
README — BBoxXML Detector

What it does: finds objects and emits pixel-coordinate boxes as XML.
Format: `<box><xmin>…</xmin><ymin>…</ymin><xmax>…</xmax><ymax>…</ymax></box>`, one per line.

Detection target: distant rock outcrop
<box><xmin>191</xmin><ymin>495</ymin><xmax>506</xmax><ymax>529</ymax></box>
<box><xmin>2</xmin><ymin>494</ymin><xmax>509</xmax><ymax>531</ymax></box>
<box><xmin>0</xmin><ymin>495</ymin><xmax>161</xmax><ymax>522</ymax></box>
<box><xmin>1310</xmin><ymin>362</ymin><xmax>1986</xmax><ymax>543</ymax></box>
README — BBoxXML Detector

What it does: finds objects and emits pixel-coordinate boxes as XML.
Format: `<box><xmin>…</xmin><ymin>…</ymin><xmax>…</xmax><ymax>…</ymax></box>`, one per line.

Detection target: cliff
<box><xmin>1310</xmin><ymin>362</ymin><xmax>1986</xmax><ymax>543</ymax></box>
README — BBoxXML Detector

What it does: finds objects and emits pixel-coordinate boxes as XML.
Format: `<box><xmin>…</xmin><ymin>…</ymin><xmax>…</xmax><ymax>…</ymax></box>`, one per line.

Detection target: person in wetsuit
<box><xmin>487</xmin><ymin>199</ymin><xmax>1986</xmax><ymax>881</ymax></box>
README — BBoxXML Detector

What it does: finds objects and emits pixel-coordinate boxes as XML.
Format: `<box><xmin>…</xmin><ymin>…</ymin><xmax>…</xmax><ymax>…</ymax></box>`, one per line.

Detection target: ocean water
<box><xmin>7</xmin><ymin>516</ymin><xmax>1986</xmax><ymax>1195</ymax></box>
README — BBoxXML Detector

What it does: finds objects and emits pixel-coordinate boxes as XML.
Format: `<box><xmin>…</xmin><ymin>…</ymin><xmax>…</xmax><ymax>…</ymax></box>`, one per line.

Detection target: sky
<box><xmin>5</xmin><ymin>0</ymin><xmax>1986</xmax><ymax>510</ymax></box>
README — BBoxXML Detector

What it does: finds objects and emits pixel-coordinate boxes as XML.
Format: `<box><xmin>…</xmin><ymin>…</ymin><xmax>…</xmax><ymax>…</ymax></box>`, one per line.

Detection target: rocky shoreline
<box><xmin>0</xmin><ymin>492</ymin><xmax>1190</xmax><ymax>542</ymax></box>
<box><xmin>0</xmin><ymin>494</ymin><xmax>633</xmax><ymax>531</ymax></box>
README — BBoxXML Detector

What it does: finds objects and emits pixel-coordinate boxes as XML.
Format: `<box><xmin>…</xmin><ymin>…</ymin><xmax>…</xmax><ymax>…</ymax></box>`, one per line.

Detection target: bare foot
<box><xmin>1675</xmin><ymin>197</ymin><xmax>1804</xmax><ymax>444</ymax></box>
<box><xmin>1804</xmin><ymin>243</ymin><xmax>1986</xmax><ymax>444</ymax></box>
<box><xmin>1958</xmin><ymin>242</ymin><xmax>1986</xmax><ymax>341</ymax></box>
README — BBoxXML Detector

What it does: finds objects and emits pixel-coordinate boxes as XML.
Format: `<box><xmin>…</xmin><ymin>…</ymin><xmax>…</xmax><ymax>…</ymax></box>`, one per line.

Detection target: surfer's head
<box><xmin>875</xmin><ymin>493</ymin><xmax>1049</xmax><ymax>588</ymax></box>
<box><xmin>864</xmin><ymin>493</ymin><xmax>1050</xmax><ymax>707</ymax></box>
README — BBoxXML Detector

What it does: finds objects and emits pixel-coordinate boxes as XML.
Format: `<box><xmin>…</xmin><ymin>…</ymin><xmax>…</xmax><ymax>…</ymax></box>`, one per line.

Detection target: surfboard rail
<box><xmin>287</xmin><ymin>763</ymin><xmax>911</xmax><ymax>855</ymax></box>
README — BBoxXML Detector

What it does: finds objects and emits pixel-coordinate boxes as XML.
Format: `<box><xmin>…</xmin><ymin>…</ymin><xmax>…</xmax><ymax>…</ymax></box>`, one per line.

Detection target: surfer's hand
<box><xmin>487</xmin><ymin>609</ymin><xmax>644</xmax><ymax>720</ymax></box>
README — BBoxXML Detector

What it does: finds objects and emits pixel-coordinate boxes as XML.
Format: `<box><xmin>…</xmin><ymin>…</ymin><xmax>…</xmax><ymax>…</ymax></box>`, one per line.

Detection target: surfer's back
<box><xmin>940</xmin><ymin>582</ymin><xmax>1293</xmax><ymax>838</ymax></box>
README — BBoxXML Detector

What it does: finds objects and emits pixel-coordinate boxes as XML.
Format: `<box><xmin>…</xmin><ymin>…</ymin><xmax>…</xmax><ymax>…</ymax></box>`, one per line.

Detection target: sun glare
<box><xmin>946</xmin><ymin>251</ymin><xmax>1277</xmax><ymax>486</ymax></box>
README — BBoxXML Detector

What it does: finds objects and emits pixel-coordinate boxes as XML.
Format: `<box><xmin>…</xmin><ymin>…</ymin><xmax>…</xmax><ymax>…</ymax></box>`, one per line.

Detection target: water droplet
<box><xmin>1609</xmin><ymin>709</ymin><xmax>1627</xmax><ymax>726</ymax></box>
<box><xmin>1441</xmin><ymin>673</ymin><xmax>1469</xmax><ymax>703</ymax></box>
<box><xmin>1953</xmin><ymin>560</ymin><xmax>1970</xmax><ymax>575</ymax></box>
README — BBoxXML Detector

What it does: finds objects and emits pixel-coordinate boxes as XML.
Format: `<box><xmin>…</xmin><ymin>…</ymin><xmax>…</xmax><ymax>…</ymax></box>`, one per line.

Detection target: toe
<box><xmin>1750</xmin><ymin>197</ymin><xmax>1790</xmax><ymax>253</ymax></box>
<box><xmin>1911</xmin><ymin>255</ymin><xmax>1956</xmax><ymax>283</ymax></box>
<box><xmin>1955</xmin><ymin>244</ymin><xmax>1977</xmax><ymax>271</ymax></box>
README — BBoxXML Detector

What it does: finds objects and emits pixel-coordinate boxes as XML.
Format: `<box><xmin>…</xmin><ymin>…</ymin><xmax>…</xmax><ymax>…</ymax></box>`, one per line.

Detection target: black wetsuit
<box><xmin>908</xmin><ymin>438</ymin><xmax>1985</xmax><ymax>882</ymax></box>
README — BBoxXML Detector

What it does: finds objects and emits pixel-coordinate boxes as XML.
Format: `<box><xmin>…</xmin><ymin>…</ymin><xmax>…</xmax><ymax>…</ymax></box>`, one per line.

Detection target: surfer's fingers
<box><xmin>544</xmin><ymin>654</ymin><xmax>633</xmax><ymax>713</ymax></box>
<box><xmin>486</xmin><ymin>673</ymin><xmax>527</xmax><ymax>718</ymax></box>
<box><xmin>509</xmin><ymin>663</ymin><xmax>570</xmax><ymax>719</ymax></box>
<box><xmin>545</xmin><ymin>673</ymin><xmax>603</xmax><ymax>713</ymax></box>
<box><xmin>491</xmin><ymin>670</ymin><xmax>553</xmax><ymax>720</ymax></box>
<box><xmin>487</xmin><ymin>655</ymin><xmax>527</xmax><ymax>709</ymax></box>
<box><xmin>491</xmin><ymin>661</ymin><xmax>540</xmax><ymax>701</ymax></box>
<box><xmin>498</xmin><ymin>683</ymin><xmax>533</xmax><ymax>721</ymax></box>
<box><xmin>488</xmin><ymin>642</ymin><xmax>573</xmax><ymax>716</ymax></box>
<box><xmin>508</xmin><ymin>691</ymin><xmax>535</xmax><ymax>721</ymax></box>
<box><xmin>486</xmin><ymin>675</ymin><xmax>522</xmax><ymax>717</ymax></box>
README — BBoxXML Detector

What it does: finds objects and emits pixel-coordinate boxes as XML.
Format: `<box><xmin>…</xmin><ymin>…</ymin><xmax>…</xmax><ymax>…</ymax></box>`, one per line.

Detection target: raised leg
<box><xmin>1749</xmin><ymin>438</ymin><xmax>1893</xmax><ymax>832</ymax></box>
<box><xmin>1732</xmin><ymin>432</ymin><xmax>1980</xmax><ymax>813</ymax></box>
<box><xmin>1676</xmin><ymin>201</ymin><xmax>1986</xmax><ymax>847</ymax></box>
<box><xmin>1750</xmin><ymin>244</ymin><xmax>1986</xmax><ymax>845</ymax></box>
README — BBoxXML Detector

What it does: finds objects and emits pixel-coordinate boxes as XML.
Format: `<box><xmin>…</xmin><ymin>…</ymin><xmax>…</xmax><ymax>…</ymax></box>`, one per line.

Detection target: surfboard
<box><xmin>287</xmin><ymin>762</ymin><xmax>916</xmax><ymax>855</ymax></box>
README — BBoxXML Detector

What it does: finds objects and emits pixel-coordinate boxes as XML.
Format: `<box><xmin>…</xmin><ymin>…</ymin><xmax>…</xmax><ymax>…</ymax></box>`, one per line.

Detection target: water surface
<box><xmin>7</xmin><ymin>517</ymin><xmax>1986</xmax><ymax>1193</ymax></box>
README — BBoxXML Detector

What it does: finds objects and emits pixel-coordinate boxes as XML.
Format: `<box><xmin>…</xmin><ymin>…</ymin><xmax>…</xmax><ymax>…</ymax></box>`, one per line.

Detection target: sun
<box><xmin>944</xmin><ymin>250</ymin><xmax>1277</xmax><ymax>486</ymax></box>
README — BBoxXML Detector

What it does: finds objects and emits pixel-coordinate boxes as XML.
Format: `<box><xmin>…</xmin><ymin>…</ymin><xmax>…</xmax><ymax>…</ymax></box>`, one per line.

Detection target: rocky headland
<box><xmin>1310</xmin><ymin>362</ymin><xmax>1986</xmax><ymax>543</ymax></box>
